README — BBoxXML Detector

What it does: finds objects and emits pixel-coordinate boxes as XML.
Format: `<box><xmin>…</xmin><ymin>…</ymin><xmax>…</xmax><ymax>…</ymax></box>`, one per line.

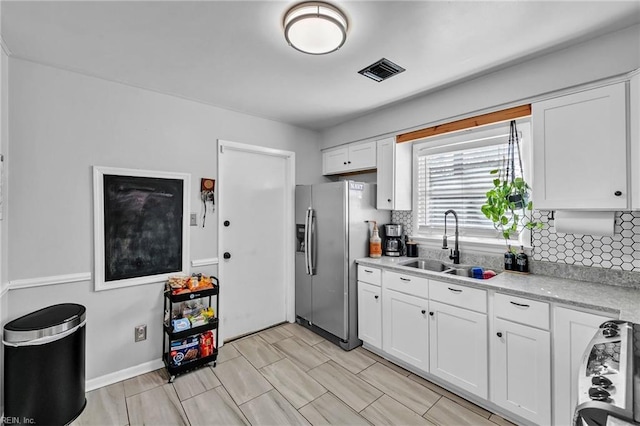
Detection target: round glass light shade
<box><xmin>284</xmin><ymin>2</ymin><xmax>348</xmax><ymax>55</ymax></box>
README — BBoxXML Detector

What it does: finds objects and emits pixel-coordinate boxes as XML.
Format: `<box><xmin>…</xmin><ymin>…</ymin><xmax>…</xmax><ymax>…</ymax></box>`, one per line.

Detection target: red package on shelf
<box><xmin>199</xmin><ymin>331</ymin><xmax>215</xmax><ymax>357</ymax></box>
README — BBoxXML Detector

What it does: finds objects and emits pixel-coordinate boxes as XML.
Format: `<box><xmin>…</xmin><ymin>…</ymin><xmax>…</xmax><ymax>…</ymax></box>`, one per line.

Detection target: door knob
<box><xmin>614</xmin><ymin>191</ymin><xmax>622</xmax><ymax>196</ymax></box>
<box><xmin>421</xmin><ymin>309</ymin><xmax>426</xmax><ymax>314</ymax></box>
<box><xmin>374</xmin><ymin>295</ymin><xmax>379</xmax><ymax>299</ymax></box>
<box><xmin>429</xmin><ymin>312</ymin><xmax>434</xmax><ymax>316</ymax></box>
<box><xmin>223</xmin><ymin>252</ymin><xmax>231</xmax><ymax>260</ymax></box>
<box><xmin>224</xmin><ymin>220</ymin><xmax>231</xmax><ymax>227</ymax></box>
<box><xmin>496</xmin><ymin>332</ymin><xmax>503</xmax><ymax>338</ymax></box>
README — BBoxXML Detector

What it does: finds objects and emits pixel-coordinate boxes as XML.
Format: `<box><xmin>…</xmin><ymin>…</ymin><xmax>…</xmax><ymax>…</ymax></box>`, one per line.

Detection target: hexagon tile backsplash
<box><xmin>392</xmin><ymin>210</ymin><xmax>640</xmax><ymax>272</ymax></box>
<box><xmin>530</xmin><ymin>210</ymin><xmax>640</xmax><ymax>272</ymax></box>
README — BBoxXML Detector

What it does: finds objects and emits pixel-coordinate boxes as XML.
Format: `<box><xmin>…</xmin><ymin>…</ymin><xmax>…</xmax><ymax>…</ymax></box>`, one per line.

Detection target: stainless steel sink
<box><xmin>443</xmin><ymin>267</ymin><xmax>472</xmax><ymax>277</ymax></box>
<box><xmin>402</xmin><ymin>259</ymin><xmax>448</xmax><ymax>272</ymax></box>
<box><xmin>401</xmin><ymin>259</ymin><xmax>494</xmax><ymax>279</ymax></box>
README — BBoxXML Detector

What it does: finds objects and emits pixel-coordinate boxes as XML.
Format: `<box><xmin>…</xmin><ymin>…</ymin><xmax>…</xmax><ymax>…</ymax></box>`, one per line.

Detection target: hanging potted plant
<box><xmin>481</xmin><ymin>121</ymin><xmax>542</xmax><ymax>270</ymax></box>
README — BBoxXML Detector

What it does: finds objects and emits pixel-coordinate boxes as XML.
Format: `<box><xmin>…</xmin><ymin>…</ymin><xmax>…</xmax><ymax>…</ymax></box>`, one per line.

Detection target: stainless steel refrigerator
<box><xmin>295</xmin><ymin>181</ymin><xmax>389</xmax><ymax>350</ymax></box>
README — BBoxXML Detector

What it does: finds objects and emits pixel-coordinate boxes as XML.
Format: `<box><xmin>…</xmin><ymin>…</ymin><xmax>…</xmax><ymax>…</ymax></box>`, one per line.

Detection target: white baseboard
<box><xmin>86</xmin><ymin>358</ymin><xmax>165</xmax><ymax>392</ymax></box>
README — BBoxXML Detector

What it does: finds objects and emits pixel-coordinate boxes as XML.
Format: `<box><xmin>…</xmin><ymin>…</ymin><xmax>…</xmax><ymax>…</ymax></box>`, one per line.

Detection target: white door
<box><xmin>429</xmin><ymin>301</ymin><xmax>488</xmax><ymax>398</ymax></box>
<box><xmin>382</xmin><ymin>288</ymin><xmax>429</xmax><ymax>371</ymax></box>
<box><xmin>218</xmin><ymin>140</ymin><xmax>295</xmax><ymax>341</ymax></box>
<box><xmin>357</xmin><ymin>281</ymin><xmax>382</xmax><ymax>349</ymax></box>
<box><xmin>492</xmin><ymin>318</ymin><xmax>551</xmax><ymax>425</ymax></box>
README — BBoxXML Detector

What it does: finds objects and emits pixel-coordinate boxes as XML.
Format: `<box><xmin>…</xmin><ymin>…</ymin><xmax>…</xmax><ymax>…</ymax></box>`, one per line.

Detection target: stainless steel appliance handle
<box><xmin>308</xmin><ymin>208</ymin><xmax>315</xmax><ymax>275</ymax></box>
<box><xmin>304</xmin><ymin>209</ymin><xmax>311</xmax><ymax>275</ymax></box>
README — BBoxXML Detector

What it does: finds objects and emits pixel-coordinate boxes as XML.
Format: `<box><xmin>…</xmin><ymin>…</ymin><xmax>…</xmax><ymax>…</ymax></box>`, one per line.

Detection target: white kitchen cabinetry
<box><xmin>322</xmin><ymin>141</ymin><xmax>376</xmax><ymax>175</ymax></box>
<box><xmin>357</xmin><ymin>265</ymin><xmax>382</xmax><ymax>350</ymax></box>
<box><xmin>382</xmin><ymin>288</ymin><xmax>429</xmax><ymax>371</ymax></box>
<box><xmin>428</xmin><ymin>280</ymin><xmax>488</xmax><ymax>398</ymax></box>
<box><xmin>357</xmin><ymin>282</ymin><xmax>382</xmax><ymax>349</ymax></box>
<box><xmin>532</xmin><ymin>82</ymin><xmax>628</xmax><ymax>210</ymax></box>
<box><xmin>491</xmin><ymin>294</ymin><xmax>551</xmax><ymax>425</ymax></box>
<box><xmin>631</xmin><ymin>73</ymin><xmax>640</xmax><ymax>209</ymax></box>
<box><xmin>376</xmin><ymin>137</ymin><xmax>412</xmax><ymax>210</ymax></box>
<box><xmin>553</xmin><ymin>306</ymin><xmax>613</xmax><ymax>426</ymax></box>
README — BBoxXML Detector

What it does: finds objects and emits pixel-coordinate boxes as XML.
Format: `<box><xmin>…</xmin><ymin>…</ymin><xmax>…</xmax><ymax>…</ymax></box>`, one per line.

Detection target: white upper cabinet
<box><xmin>322</xmin><ymin>141</ymin><xmax>376</xmax><ymax>175</ymax></box>
<box><xmin>376</xmin><ymin>137</ymin><xmax>412</xmax><ymax>210</ymax></box>
<box><xmin>532</xmin><ymin>82</ymin><xmax>628</xmax><ymax>210</ymax></box>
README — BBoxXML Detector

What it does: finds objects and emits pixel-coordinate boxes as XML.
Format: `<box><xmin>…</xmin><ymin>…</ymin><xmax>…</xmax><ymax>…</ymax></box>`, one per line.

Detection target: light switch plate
<box><xmin>190</xmin><ymin>213</ymin><xmax>197</xmax><ymax>226</ymax></box>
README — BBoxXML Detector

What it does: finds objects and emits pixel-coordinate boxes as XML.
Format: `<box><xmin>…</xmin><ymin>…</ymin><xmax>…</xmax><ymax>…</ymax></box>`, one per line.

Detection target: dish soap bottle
<box><xmin>369</xmin><ymin>221</ymin><xmax>382</xmax><ymax>258</ymax></box>
<box><xmin>516</xmin><ymin>245</ymin><xmax>529</xmax><ymax>273</ymax></box>
<box><xmin>504</xmin><ymin>245</ymin><xmax>515</xmax><ymax>271</ymax></box>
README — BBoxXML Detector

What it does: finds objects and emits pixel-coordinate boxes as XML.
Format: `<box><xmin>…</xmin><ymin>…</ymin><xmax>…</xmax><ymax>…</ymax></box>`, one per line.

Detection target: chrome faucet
<box><xmin>442</xmin><ymin>209</ymin><xmax>460</xmax><ymax>264</ymax></box>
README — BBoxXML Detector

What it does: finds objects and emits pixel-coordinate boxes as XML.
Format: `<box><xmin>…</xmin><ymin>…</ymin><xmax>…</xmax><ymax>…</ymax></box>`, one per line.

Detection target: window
<box><xmin>413</xmin><ymin>120</ymin><xmax>531</xmax><ymax>245</ymax></box>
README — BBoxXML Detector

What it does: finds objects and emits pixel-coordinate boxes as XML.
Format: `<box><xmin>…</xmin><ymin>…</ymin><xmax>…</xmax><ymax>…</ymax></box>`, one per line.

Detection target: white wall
<box><xmin>321</xmin><ymin>24</ymin><xmax>640</xmax><ymax>148</ymax></box>
<box><xmin>5</xmin><ymin>58</ymin><xmax>323</xmax><ymax>381</ymax></box>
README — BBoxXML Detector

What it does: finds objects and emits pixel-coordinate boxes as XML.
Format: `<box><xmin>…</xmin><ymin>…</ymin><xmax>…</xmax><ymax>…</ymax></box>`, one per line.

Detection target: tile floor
<box><xmin>72</xmin><ymin>323</ymin><xmax>516</xmax><ymax>426</ymax></box>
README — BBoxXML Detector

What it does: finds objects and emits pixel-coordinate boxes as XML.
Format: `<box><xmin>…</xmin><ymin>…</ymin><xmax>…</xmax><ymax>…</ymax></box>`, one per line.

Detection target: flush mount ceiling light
<box><xmin>283</xmin><ymin>2</ymin><xmax>348</xmax><ymax>55</ymax></box>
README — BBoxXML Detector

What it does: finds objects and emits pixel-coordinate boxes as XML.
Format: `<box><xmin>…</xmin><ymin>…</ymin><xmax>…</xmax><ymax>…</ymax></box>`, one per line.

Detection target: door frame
<box><xmin>217</xmin><ymin>139</ymin><xmax>296</xmax><ymax>343</ymax></box>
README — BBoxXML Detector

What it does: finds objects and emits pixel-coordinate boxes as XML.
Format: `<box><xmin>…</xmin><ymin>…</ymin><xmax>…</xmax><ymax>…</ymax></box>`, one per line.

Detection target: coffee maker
<box><xmin>383</xmin><ymin>224</ymin><xmax>404</xmax><ymax>256</ymax></box>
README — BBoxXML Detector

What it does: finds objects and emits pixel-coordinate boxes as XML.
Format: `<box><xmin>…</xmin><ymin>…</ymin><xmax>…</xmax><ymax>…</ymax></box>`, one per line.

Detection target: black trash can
<box><xmin>3</xmin><ymin>303</ymin><xmax>86</xmax><ymax>425</ymax></box>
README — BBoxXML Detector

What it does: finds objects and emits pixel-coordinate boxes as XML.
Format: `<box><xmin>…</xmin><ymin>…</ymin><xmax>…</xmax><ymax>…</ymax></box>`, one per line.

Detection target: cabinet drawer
<box><xmin>429</xmin><ymin>280</ymin><xmax>487</xmax><ymax>313</ymax></box>
<box><xmin>495</xmin><ymin>293</ymin><xmax>549</xmax><ymax>330</ymax></box>
<box><xmin>357</xmin><ymin>265</ymin><xmax>381</xmax><ymax>286</ymax></box>
<box><xmin>384</xmin><ymin>271</ymin><xmax>428</xmax><ymax>299</ymax></box>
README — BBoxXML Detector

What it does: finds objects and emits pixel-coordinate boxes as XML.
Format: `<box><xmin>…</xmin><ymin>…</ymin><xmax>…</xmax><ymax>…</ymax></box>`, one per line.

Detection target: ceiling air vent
<box><xmin>358</xmin><ymin>58</ymin><xmax>405</xmax><ymax>82</ymax></box>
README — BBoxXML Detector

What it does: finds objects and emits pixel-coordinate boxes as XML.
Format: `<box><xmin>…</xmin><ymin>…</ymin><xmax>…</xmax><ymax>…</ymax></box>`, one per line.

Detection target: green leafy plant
<box><xmin>481</xmin><ymin>169</ymin><xmax>542</xmax><ymax>250</ymax></box>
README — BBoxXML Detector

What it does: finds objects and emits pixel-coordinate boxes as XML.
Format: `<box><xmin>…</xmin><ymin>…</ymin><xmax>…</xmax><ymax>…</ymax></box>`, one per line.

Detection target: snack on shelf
<box><xmin>189</xmin><ymin>314</ymin><xmax>207</xmax><ymax>327</ymax></box>
<box><xmin>182</xmin><ymin>301</ymin><xmax>204</xmax><ymax>318</ymax></box>
<box><xmin>168</xmin><ymin>275</ymin><xmax>189</xmax><ymax>289</ymax></box>
<box><xmin>167</xmin><ymin>274</ymin><xmax>216</xmax><ymax>295</ymax></box>
<box><xmin>170</xmin><ymin>336</ymin><xmax>199</xmax><ymax>366</ymax></box>
<box><xmin>199</xmin><ymin>331</ymin><xmax>215</xmax><ymax>358</ymax></box>
<box><xmin>201</xmin><ymin>306</ymin><xmax>215</xmax><ymax>321</ymax></box>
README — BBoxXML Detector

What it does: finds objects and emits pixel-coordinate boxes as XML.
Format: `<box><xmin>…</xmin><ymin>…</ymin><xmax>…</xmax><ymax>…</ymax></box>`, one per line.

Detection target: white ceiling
<box><xmin>2</xmin><ymin>1</ymin><xmax>640</xmax><ymax>131</ymax></box>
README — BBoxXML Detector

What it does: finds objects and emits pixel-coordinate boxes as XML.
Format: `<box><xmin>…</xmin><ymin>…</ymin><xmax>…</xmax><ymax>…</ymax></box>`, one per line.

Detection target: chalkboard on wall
<box><xmin>94</xmin><ymin>167</ymin><xmax>190</xmax><ymax>291</ymax></box>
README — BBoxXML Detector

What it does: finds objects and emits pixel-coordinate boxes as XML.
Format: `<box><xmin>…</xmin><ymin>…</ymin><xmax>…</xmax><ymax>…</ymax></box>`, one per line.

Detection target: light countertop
<box><xmin>356</xmin><ymin>256</ymin><xmax>640</xmax><ymax>323</ymax></box>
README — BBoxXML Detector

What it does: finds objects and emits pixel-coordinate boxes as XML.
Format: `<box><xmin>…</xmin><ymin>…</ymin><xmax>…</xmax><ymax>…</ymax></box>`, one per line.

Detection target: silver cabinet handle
<box><xmin>510</xmin><ymin>301</ymin><xmax>530</xmax><ymax>308</ymax></box>
<box><xmin>400</xmin><ymin>277</ymin><xmax>411</xmax><ymax>282</ymax></box>
<box><xmin>448</xmin><ymin>287</ymin><xmax>462</xmax><ymax>293</ymax></box>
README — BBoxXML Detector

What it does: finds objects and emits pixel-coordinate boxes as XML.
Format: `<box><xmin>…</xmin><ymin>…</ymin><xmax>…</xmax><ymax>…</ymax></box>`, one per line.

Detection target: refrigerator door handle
<box><xmin>304</xmin><ymin>208</ymin><xmax>311</xmax><ymax>275</ymax></box>
<box><xmin>308</xmin><ymin>208</ymin><xmax>316</xmax><ymax>275</ymax></box>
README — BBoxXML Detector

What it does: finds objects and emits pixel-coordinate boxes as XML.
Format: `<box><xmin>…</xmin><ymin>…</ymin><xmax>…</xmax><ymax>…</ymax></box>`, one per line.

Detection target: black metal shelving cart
<box><xmin>162</xmin><ymin>277</ymin><xmax>219</xmax><ymax>383</ymax></box>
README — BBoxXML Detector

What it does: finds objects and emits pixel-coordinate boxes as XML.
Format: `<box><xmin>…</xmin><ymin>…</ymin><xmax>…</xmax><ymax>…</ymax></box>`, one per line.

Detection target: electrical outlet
<box><xmin>190</xmin><ymin>213</ymin><xmax>198</xmax><ymax>226</ymax></box>
<box><xmin>135</xmin><ymin>325</ymin><xmax>147</xmax><ymax>342</ymax></box>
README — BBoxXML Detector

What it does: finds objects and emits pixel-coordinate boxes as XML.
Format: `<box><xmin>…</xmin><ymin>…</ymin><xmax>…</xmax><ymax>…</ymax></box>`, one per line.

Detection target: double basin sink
<box><xmin>401</xmin><ymin>259</ymin><xmax>480</xmax><ymax>278</ymax></box>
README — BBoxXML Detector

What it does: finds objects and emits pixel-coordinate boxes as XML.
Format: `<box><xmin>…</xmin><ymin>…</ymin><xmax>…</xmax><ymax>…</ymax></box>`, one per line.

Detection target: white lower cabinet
<box><xmin>429</xmin><ymin>300</ymin><xmax>488</xmax><ymax>398</ymax></box>
<box><xmin>357</xmin><ymin>281</ymin><xmax>382</xmax><ymax>349</ymax></box>
<box><xmin>382</xmin><ymin>288</ymin><xmax>429</xmax><ymax>371</ymax></box>
<box><xmin>553</xmin><ymin>307</ymin><xmax>613</xmax><ymax>426</ymax></box>
<box><xmin>491</xmin><ymin>318</ymin><xmax>551</xmax><ymax>425</ymax></box>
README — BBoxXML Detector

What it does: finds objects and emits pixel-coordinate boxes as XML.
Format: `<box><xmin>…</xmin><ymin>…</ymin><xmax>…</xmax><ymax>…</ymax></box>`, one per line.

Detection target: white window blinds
<box><xmin>416</xmin><ymin>135</ymin><xmax>510</xmax><ymax>237</ymax></box>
